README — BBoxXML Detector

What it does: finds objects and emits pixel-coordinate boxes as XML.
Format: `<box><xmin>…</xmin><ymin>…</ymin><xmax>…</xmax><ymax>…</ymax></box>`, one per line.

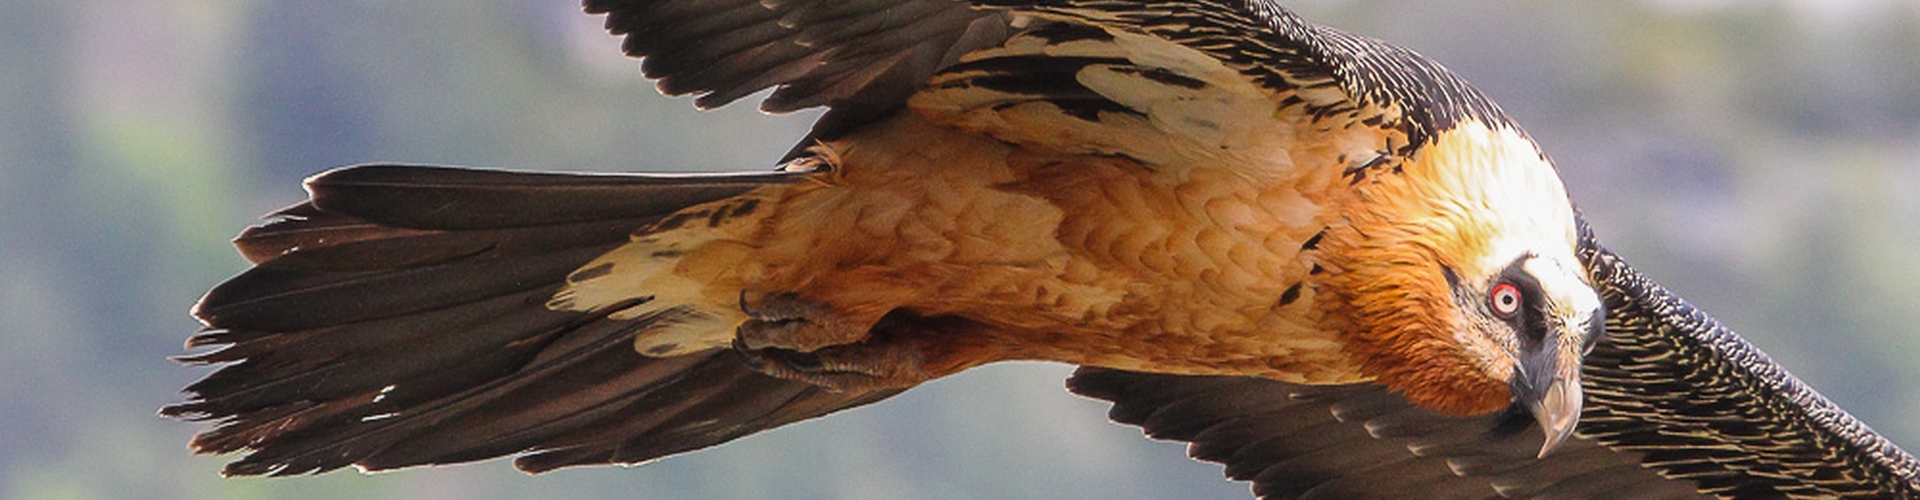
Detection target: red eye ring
<box><xmin>1490</xmin><ymin>282</ymin><xmax>1522</xmax><ymax>318</ymax></box>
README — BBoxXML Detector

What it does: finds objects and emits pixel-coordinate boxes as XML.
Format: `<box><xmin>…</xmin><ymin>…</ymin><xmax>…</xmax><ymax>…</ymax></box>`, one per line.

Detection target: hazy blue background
<box><xmin>4</xmin><ymin>1</ymin><xmax>1917</xmax><ymax>499</ymax></box>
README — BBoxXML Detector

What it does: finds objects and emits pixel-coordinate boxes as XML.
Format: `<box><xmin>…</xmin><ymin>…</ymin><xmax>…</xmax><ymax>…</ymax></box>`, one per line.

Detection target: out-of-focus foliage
<box><xmin>1</xmin><ymin>1</ymin><xmax>1914</xmax><ymax>499</ymax></box>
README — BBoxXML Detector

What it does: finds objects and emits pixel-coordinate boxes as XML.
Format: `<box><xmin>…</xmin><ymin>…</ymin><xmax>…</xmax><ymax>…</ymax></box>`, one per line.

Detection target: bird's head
<box><xmin>1316</xmin><ymin>121</ymin><xmax>1604</xmax><ymax>457</ymax></box>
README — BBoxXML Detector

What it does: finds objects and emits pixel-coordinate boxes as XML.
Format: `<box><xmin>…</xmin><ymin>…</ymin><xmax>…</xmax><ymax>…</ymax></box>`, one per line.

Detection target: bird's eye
<box><xmin>1490</xmin><ymin>282</ymin><xmax>1522</xmax><ymax>318</ymax></box>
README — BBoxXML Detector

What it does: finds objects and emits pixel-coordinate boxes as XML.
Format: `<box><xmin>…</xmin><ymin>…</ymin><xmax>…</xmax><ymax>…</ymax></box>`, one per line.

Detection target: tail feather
<box><xmin>304</xmin><ymin>164</ymin><xmax>788</xmax><ymax>229</ymax></box>
<box><xmin>165</xmin><ymin>164</ymin><xmax>904</xmax><ymax>476</ymax></box>
<box><xmin>197</xmin><ymin>245</ymin><xmax>612</xmax><ymax>332</ymax></box>
<box><xmin>176</xmin><ymin>287</ymin><xmax>591</xmax><ymax>418</ymax></box>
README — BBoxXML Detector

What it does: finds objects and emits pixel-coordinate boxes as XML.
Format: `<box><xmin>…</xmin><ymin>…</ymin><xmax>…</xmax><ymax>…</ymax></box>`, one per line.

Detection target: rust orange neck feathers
<box><xmin>1314</xmin><ymin>120</ymin><xmax>1588</xmax><ymax>416</ymax></box>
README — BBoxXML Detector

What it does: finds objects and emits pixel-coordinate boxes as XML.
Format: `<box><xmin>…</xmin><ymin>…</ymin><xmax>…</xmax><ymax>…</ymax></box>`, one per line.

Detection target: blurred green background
<box><xmin>3</xmin><ymin>0</ymin><xmax>1917</xmax><ymax>499</ymax></box>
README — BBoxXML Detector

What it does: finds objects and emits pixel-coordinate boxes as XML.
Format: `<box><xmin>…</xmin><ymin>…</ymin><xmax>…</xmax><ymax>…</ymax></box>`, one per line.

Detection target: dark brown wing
<box><xmin>586</xmin><ymin>0</ymin><xmax>1513</xmax><ymax>156</ymax></box>
<box><xmin>1068</xmin><ymin>220</ymin><xmax>1920</xmax><ymax>499</ymax></box>
<box><xmin>585</xmin><ymin>0</ymin><xmax>1012</xmax><ymax>140</ymax></box>
<box><xmin>1575</xmin><ymin>221</ymin><xmax>1920</xmax><ymax>498</ymax></box>
<box><xmin>164</xmin><ymin>165</ymin><xmax>902</xmax><ymax>476</ymax></box>
<box><xmin>1068</xmin><ymin>369</ymin><xmax>1704</xmax><ymax>500</ymax></box>
<box><xmin>587</xmin><ymin>0</ymin><xmax>996</xmax><ymax>112</ymax></box>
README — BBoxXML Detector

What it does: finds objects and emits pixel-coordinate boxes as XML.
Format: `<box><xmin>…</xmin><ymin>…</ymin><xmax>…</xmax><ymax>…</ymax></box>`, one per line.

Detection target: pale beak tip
<box><xmin>1536</xmin><ymin>424</ymin><xmax>1575</xmax><ymax>458</ymax></box>
<box><xmin>1533</xmin><ymin>379</ymin><xmax>1582</xmax><ymax>458</ymax></box>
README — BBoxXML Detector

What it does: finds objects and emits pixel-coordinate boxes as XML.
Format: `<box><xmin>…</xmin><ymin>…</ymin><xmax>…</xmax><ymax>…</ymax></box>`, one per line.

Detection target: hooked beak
<box><xmin>1520</xmin><ymin>375</ymin><xmax>1582</xmax><ymax>458</ymax></box>
<box><xmin>1504</xmin><ymin>258</ymin><xmax>1605</xmax><ymax>458</ymax></box>
<box><xmin>1512</xmin><ymin>314</ymin><xmax>1595</xmax><ymax>458</ymax></box>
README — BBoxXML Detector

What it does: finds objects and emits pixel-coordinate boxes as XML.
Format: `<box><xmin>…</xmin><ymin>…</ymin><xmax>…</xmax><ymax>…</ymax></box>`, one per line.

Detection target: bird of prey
<box><xmin>164</xmin><ymin>0</ymin><xmax>1920</xmax><ymax>498</ymax></box>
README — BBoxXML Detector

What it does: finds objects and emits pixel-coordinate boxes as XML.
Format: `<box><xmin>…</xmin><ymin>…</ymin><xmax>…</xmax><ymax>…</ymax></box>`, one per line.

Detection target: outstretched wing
<box><xmin>587</xmin><ymin>0</ymin><xmax>1514</xmax><ymax>161</ymax></box>
<box><xmin>1068</xmin><ymin>220</ymin><xmax>1920</xmax><ymax>499</ymax></box>
<box><xmin>586</xmin><ymin>0</ymin><xmax>1009</xmax><ymax>141</ymax></box>
<box><xmin>589</xmin><ymin>0</ymin><xmax>996</xmax><ymax>113</ymax></box>
<box><xmin>1575</xmin><ymin>221</ymin><xmax>1920</xmax><ymax>498</ymax></box>
<box><xmin>1068</xmin><ymin>369</ymin><xmax>1705</xmax><ymax>499</ymax></box>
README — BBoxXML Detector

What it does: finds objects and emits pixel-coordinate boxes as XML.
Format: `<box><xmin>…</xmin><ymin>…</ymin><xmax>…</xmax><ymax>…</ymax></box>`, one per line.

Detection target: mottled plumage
<box><xmin>165</xmin><ymin>0</ymin><xmax>1918</xmax><ymax>497</ymax></box>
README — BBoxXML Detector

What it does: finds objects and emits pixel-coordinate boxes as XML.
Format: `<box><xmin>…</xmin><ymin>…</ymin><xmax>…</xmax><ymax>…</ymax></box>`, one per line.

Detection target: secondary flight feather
<box><xmin>165</xmin><ymin>0</ymin><xmax>1919</xmax><ymax>497</ymax></box>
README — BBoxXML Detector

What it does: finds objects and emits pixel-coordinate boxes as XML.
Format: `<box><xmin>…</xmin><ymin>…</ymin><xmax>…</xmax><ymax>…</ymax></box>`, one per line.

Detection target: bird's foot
<box><xmin>733</xmin><ymin>292</ymin><xmax>919</xmax><ymax>390</ymax></box>
<box><xmin>736</xmin><ymin>292</ymin><xmax>876</xmax><ymax>353</ymax></box>
<box><xmin>732</xmin><ymin>302</ymin><xmax>995</xmax><ymax>391</ymax></box>
<box><xmin>731</xmin><ymin>337</ymin><xmax>931</xmax><ymax>391</ymax></box>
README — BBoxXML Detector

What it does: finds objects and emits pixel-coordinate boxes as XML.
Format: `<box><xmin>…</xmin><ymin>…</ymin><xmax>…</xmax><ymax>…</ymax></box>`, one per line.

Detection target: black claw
<box><xmin>736</xmin><ymin>291</ymin><xmax>846</xmax><ymax>352</ymax></box>
<box><xmin>781</xmin><ymin>350</ymin><xmax>825</xmax><ymax>373</ymax></box>
<box><xmin>732</xmin><ymin>337</ymin><xmax>827</xmax><ymax>375</ymax></box>
<box><xmin>736</xmin><ymin>318</ymin><xmax>800</xmax><ymax>351</ymax></box>
<box><xmin>738</xmin><ymin>289</ymin><xmax>755</xmax><ymax>319</ymax></box>
<box><xmin>742</xmin><ymin>292</ymin><xmax>816</xmax><ymax>322</ymax></box>
<box><xmin>730</xmin><ymin>337</ymin><xmax>769</xmax><ymax>370</ymax></box>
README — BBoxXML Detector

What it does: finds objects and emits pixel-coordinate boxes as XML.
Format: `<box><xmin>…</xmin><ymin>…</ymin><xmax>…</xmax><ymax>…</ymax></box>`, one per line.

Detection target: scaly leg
<box><xmin>733</xmin><ymin>303</ymin><xmax>1000</xmax><ymax>391</ymax></box>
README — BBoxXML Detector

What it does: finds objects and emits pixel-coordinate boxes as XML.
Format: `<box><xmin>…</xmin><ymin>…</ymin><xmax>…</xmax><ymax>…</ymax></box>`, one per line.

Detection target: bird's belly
<box><xmin>746</xmin><ymin>114</ymin><xmax>1369</xmax><ymax>384</ymax></box>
